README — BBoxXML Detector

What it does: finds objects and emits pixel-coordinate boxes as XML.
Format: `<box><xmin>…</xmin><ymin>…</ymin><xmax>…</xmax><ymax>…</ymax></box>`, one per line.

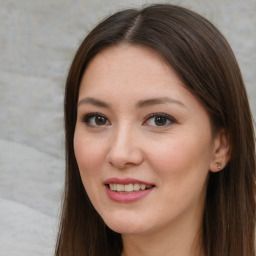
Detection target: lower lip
<box><xmin>105</xmin><ymin>185</ymin><xmax>154</xmax><ymax>203</ymax></box>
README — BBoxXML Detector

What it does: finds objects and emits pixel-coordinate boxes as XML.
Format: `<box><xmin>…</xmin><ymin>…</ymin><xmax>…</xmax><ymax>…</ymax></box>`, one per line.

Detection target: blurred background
<box><xmin>0</xmin><ymin>0</ymin><xmax>255</xmax><ymax>255</ymax></box>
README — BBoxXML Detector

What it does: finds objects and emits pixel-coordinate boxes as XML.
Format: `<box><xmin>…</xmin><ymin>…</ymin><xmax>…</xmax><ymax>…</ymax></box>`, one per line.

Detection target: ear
<box><xmin>209</xmin><ymin>129</ymin><xmax>231</xmax><ymax>172</ymax></box>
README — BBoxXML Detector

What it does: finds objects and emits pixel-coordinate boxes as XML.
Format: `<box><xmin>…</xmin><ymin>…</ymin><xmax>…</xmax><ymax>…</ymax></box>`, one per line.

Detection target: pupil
<box><xmin>155</xmin><ymin>116</ymin><xmax>166</xmax><ymax>126</ymax></box>
<box><xmin>95</xmin><ymin>116</ymin><xmax>106</xmax><ymax>125</ymax></box>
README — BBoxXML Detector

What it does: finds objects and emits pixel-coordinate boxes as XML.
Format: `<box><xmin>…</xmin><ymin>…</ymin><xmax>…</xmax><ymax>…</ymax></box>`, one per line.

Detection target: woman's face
<box><xmin>74</xmin><ymin>45</ymin><xmax>218</xmax><ymax>236</ymax></box>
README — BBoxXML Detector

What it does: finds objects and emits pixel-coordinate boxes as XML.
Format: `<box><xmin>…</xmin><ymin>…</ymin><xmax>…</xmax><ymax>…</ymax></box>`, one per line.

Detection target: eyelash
<box><xmin>82</xmin><ymin>112</ymin><xmax>110</xmax><ymax>127</ymax></box>
<box><xmin>143</xmin><ymin>113</ymin><xmax>176</xmax><ymax>127</ymax></box>
<box><xmin>81</xmin><ymin>112</ymin><xmax>176</xmax><ymax>128</ymax></box>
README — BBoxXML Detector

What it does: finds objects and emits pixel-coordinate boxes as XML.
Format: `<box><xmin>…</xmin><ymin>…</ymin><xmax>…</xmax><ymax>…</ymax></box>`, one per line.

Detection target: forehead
<box><xmin>80</xmin><ymin>44</ymin><xmax>184</xmax><ymax>94</ymax></box>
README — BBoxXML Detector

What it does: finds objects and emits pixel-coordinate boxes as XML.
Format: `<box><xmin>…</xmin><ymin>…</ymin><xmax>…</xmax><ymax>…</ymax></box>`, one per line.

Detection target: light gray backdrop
<box><xmin>0</xmin><ymin>0</ymin><xmax>255</xmax><ymax>255</ymax></box>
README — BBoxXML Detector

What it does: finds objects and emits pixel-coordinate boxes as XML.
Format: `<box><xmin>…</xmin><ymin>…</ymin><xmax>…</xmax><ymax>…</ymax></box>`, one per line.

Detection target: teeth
<box><xmin>140</xmin><ymin>184</ymin><xmax>146</xmax><ymax>190</ymax></box>
<box><xmin>108</xmin><ymin>183</ymin><xmax>153</xmax><ymax>192</ymax></box>
<box><xmin>116</xmin><ymin>184</ymin><xmax>124</xmax><ymax>192</ymax></box>
<box><xmin>125</xmin><ymin>184</ymin><xmax>133</xmax><ymax>192</ymax></box>
<box><xmin>134</xmin><ymin>183</ymin><xmax>140</xmax><ymax>191</ymax></box>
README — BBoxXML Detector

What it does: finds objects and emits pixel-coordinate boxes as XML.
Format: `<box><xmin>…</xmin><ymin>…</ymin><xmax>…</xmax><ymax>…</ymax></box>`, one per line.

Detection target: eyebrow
<box><xmin>77</xmin><ymin>96</ymin><xmax>186</xmax><ymax>109</ymax></box>
<box><xmin>136</xmin><ymin>97</ymin><xmax>186</xmax><ymax>108</ymax></box>
<box><xmin>77</xmin><ymin>97</ymin><xmax>111</xmax><ymax>108</ymax></box>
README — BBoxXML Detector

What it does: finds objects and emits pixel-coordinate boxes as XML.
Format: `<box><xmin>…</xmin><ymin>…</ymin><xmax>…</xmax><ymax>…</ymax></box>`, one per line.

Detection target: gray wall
<box><xmin>0</xmin><ymin>0</ymin><xmax>255</xmax><ymax>255</ymax></box>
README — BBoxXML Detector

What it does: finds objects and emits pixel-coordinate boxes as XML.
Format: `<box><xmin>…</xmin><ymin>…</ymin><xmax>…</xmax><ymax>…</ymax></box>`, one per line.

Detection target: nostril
<box><xmin>107</xmin><ymin>148</ymin><xmax>144</xmax><ymax>169</ymax></box>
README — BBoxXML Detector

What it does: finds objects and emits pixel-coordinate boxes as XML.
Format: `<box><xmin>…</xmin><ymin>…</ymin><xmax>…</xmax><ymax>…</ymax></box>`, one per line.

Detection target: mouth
<box><xmin>107</xmin><ymin>183</ymin><xmax>154</xmax><ymax>193</ymax></box>
<box><xmin>104</xmin><ymin>178</ymin><xmax>155</xmax><ymax>202</ymax></box>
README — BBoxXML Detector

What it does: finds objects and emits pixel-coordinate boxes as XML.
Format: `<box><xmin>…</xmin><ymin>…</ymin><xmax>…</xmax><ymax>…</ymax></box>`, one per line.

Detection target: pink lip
<box><xmin>104</xmin><ymin>178</ymin><xmax>155</xmax><ymax>203</ymax></box>
<box><xmin>104</xmin><ymin>177</ymin><xmax>153</xmax><ymax>186</ymax></box>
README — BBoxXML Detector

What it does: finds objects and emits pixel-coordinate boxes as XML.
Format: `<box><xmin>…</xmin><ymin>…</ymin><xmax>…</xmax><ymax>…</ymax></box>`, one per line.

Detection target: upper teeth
<box><xmin>109</xmin><ymin>183</ymin><xmax>153</xmax><ymax>192</ymax></box>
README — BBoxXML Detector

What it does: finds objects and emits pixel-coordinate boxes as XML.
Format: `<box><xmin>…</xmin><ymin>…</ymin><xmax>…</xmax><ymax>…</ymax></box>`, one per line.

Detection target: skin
<box><xmin>74</xmin><ymin>45</ymin><xmax>230</xmax><ymax>256</ymax></box>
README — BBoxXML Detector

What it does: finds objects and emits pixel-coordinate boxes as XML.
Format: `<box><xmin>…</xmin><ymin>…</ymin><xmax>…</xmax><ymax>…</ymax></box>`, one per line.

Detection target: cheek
<box><xmin>73</xmin><ymin>130</ymin><xmax>106</xmax><ymax>204</ymax></box>
<box><xmin>73</xmin><ymin>129</ymin><xmax>104</xmax><ymax>177</ymax></box>
<box><xmin>146</xmin><ymin>131</ymin><xmax>214</xmax><ymax>178</ymax></box>
<box><xmin>145</xmin><ymin>134</ymin><xmax>212</xmax><ymax>214</ymax></box>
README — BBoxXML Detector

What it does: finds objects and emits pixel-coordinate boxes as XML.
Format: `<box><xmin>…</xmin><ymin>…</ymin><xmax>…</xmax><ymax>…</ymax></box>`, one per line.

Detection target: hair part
<box><xmin>55</xmin><ymin>4</ymin><xmax>255</xmax><ymax>256</ymax></box>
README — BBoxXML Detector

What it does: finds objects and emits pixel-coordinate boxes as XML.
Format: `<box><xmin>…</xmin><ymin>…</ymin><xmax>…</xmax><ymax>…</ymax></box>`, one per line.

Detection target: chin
<box><xmin>108</xmin><ymin>224</ymin><xmax>144</xmax><ymax>235</ymax></box>
<box><xmin>103</xmin><ymin>215</ymin><xmax>146</xmax><ymax>235</ymax></box>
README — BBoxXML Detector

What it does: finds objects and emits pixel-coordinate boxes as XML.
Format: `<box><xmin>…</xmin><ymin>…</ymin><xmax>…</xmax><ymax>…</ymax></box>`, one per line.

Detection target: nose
<box><xmin>106</xmin><ymin>125</ymin><xmax>144</xmax><ymax>169</ymax></box>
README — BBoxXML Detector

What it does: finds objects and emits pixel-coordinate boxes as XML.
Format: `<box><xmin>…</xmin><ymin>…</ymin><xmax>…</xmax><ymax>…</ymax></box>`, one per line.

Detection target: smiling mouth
<box><xmin>107</xmin><ymin>183</ymin><xmax>154</xmax><ymax>193</ymax></box>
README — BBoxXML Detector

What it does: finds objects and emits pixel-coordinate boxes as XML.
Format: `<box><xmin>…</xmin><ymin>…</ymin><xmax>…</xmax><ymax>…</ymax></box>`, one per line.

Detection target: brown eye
<box><xmin>154</xmin><ymin>116</ymin><xmax>167</xmax><ymax>126</ymax></box>
<box><xmin>95</xmin><ymin>116</ymin><xmax>107</xmax><ymax>125</ymax></box>
<box><xmin>143</xmin><ymin>113</ymin><xmax>176</xmax><ymax>127</ymax></box>
<box><xmin>83</xmin><ymin>113</ymin><xmax>110</xmax><ymax>127</ymax></box>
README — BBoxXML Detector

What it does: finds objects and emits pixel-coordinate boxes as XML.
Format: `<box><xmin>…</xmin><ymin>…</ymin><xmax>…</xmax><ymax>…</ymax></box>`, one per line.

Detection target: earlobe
<box><xmin>209</xmin><ymin>129</ymin><xmax>231</xmax><ymax>173</ymax></box>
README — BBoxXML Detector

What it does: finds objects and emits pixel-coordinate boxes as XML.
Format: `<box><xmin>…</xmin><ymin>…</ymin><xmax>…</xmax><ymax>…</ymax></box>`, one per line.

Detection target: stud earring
<box><xmin>217</xmin><ymin>161</ymin><xmax>222</xmax><ymax>170</ymax></box>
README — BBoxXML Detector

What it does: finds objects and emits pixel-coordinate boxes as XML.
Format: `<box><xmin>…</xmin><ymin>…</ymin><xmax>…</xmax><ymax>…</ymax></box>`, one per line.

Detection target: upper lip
<box><xmin>104</xmin><ymin>177</ymin><xmax>154</xmax><ymax>186</ymax></box>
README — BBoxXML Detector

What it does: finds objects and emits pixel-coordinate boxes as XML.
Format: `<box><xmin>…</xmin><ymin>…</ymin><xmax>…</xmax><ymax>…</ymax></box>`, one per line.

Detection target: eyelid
<box><xmin>143</xmin><ymin>112</ymin><xmax>176</xmax><ymax>126</ymax></box>
<box><xmin>82</xmin><ymin>112</ymin><xmax>111</xmax><ymax>126</ymax></box>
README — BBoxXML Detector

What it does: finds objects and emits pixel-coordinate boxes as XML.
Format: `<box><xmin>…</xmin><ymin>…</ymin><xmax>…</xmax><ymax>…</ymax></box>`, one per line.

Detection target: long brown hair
<box><xmin>55</xmin><ymin>4</ymin><xmax>255</xmax><ymax>256</ymax></box>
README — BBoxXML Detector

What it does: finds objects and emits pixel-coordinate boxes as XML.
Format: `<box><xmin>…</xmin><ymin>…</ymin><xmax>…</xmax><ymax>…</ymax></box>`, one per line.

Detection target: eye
<box><xmin>82</xmin><ymin>113</ymin><xmax>110</xmax><ymax>127</ymax></box>
<box><xmin>144</xmin><ymin>113</ymin><xmax>176</xmax><ymax>127</ymax></box>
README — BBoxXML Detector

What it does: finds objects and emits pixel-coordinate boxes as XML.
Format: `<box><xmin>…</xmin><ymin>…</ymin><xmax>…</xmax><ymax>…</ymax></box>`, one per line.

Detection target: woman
<box><xmin>55</xmin><ymin>4</ymin><xmax>255</xmax><ymax>256</ymax></box>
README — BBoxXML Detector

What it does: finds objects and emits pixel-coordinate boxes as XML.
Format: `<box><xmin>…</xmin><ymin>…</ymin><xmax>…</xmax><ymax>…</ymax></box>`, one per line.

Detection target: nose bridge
<box><xmin>113</xmin><ymin>122</ymin><xmax>131</xmax><ymax>147</ymax></box>
<box><xmin>107</xmin><ymin>122</ymin><xmax>143</xmax><ymax>168</ymax></box>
